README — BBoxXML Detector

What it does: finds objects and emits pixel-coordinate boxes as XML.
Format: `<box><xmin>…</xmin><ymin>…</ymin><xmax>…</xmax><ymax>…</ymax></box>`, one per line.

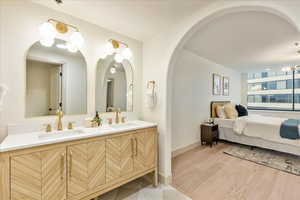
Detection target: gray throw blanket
<box><xmin>280</xmin><ymin>119</ymin><xmax>300</xmax><ymax>140</ymax></box>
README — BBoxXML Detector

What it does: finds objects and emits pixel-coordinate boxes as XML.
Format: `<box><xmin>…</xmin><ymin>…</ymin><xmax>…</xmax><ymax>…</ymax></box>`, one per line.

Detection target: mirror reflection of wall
<box><xmin>95</xmin><ymin>56</ymin><xmax>133</xmax><ymax>113</ymax></box>
<box><xmin>26</xmin><ymin>39</ymin><xmax>87</xmax><ymax>117</ymax></box>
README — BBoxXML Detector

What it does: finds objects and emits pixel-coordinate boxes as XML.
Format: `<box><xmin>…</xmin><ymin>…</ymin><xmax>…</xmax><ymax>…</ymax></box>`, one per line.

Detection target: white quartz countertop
<box><xmin>0</xmin><ymin>120</ymin><xmax>157</xmax><ymax>152</ymax></box>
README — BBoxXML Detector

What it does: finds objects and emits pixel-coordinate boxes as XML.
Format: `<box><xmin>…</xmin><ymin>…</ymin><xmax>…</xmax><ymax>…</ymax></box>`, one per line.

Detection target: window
<box><xmin>247</xmin><ymin>69</ymin><xmax>293</xmax><ymax>110</ymax></box>
<box><xmin>277</xmin><ymin>80</ymin><xmax>286</xmax><ymax>90</ymax></box>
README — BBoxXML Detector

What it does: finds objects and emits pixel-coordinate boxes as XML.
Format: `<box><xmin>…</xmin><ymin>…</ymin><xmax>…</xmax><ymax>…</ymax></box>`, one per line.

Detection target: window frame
<box><xmin>247</xmin><ymin>70</ymin><xmax>300</xmax><ymax>112</ymax></box>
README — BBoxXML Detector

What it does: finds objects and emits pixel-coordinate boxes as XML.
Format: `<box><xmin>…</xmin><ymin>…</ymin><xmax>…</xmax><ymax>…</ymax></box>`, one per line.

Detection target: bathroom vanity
<box><xmin>0</xmin><ymin>121</ymin><xmax>158</xmax><ymax>200</ymax></box>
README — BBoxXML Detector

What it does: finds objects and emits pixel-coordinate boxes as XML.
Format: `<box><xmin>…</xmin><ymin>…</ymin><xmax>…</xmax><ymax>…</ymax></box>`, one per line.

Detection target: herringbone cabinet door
<box><xmin>106</xmin><ymin>137</ymin><xmax>121</xmax><ymax>182</ymax></box>
<box><xmin>67</xmin><ymin>143</ymin><xmax>89</xmax><ymax>197</ymax></box>
<box><xmin>11</xmin><ymin>148</ymin><xmax>67</xmax><ymax>200</ymax></box>
<box><xmin>42</xmin><ymin>147</ymin><xmax>67</xmax><ymax>200</ymax></box>
<box><xmin>134</xmin><ymin>131</ymin><xmax>145</xmax><ymax>171</ymax></box>
<box><xmin>144</xmin><ymin>129</ymin><xmax>156</xmax><ymax>168</ymax></box>
<box><xmin>88</xmin><ymin>140</ymin><xmax>106</xmax><ymax>189</ymax></box>
<box><xmin>11</xmin><ymin>152</ymin><xmax>42</xmax><ymax>200</ymax></box>
<box><xmin>106</xmin><ymin>134</ymin><xmax>134</xmax><ymax>183</ymax></box>
<box><xmin>120</xmin><ymin>134</ymin><xmax>134</xmax><ymax>176</ymax></box>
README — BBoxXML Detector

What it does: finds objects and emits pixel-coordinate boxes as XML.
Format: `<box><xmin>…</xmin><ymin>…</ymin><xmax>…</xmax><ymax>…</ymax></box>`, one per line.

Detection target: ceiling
<box><xmin>184</xmin><ymin>11</ymin><xmax>300</xmax><ymax>72</ymax></box>
<box><xmin>32</xmin><ymin>0</ymin><xmax>216</xmax><ymax>41</ymax></box>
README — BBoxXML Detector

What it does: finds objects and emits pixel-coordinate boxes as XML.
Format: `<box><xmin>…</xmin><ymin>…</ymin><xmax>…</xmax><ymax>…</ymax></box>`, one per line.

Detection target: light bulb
<box><xmin>39</xmin><ymin>22</ymin><xmax>56</xmax><ymax>39</ymax></box>
<box><xmin>104</xmin><ymin>42</ymin><xmax>115</xmax><ymax>55</ymax></box>
<box><xmin>40</xmin><ymin>38</ymin><xmax>54</xmax><ymax>47</ymax></box>
<box><xmin>283</xmin><ymin>67</ymin><xmax>291</xmax><ymax>72</ymax></box>
<box><xmin>70</xmin><ymin>32</ymin><xmax>84</xmax><ymax>47</ymax></box>
<box><xmin>114</xmin><ymin>53</ymin><xmax>124</xmax><ymax>63</ymax></box>
<box><xmin>110</xmin><ymin>67</ymin><xmax>116</xmax><ymax>74</ymax></box>
<box><xmin>67</xmin><ymin>42</ymin><xmax>78</xmax><ymax>53</ymax></box>
<box><xmin>56</xmin><ymin>43</ymin><xmax>67</xmax><ymax>49</ymax></box>
<box><xmin>121</xmin><ymin>47</ymin><xmax>132</xmax><ymax>59</ymax></box>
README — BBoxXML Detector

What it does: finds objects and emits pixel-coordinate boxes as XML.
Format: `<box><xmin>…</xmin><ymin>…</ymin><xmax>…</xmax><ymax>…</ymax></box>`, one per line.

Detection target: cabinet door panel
<box><xmin>67</xmin><ymin>143</ymin><xmax>89</xmax><ymax>197</ymax></box>
<box><xmin>106</xmin><ymin>134</ymin><xmax>134</xmax><ymax>183</ymax></box>
<box><xmin>41</xmin><ymin>147</ymin><xmax>66</xmax><ymax>200</ymax></box>
<box><xmin>11</xmin><ymin>152</ymin><xmax>42</xmax><ymax>200</ymax></box>
<box><xmin>134</xmin><ymin>131</ymin><xmax>145</xmax><ymax>171</ymax></box>
<box><xmin>120</xmin><ymin>134</ymin><xmax>134</xmax><ymax>176</ymax></box>
<box><xmin>106</xmin><ymin>137</ymin><xmax>121</xmax><ymax>182</ymax></box>
<box><xmin>144</xmin><ymin>129</ymin><xmax>156</xmax><ymax>168</ymax></box>
<box><xmin>11</xmin><ymin>148</ymin><xmax>67</xmax><ymax>200</ymax></box>
<box><xmin>88</xmin><ymin>140</ymin><xmax>106</xmax><ymax>189</ymax></box>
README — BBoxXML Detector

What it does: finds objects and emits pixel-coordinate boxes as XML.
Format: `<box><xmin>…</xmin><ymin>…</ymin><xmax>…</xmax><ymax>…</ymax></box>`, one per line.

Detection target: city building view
<box><xmin>247</xmin><ymin>70</ymin><xmax>300</xmax><ymax>110</ymax></box>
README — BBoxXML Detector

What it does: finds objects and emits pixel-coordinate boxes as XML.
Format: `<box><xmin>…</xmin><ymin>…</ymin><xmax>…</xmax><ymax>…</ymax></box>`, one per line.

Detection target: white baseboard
<box><xmin>159</xmin><ymin>173</ymin><xmax>172</xmax><ymax>185</ymax></box>
<box><xmin>172</xmin><ymin>142</ymin><xmax>201</xmax><ymax>158</ymax></box>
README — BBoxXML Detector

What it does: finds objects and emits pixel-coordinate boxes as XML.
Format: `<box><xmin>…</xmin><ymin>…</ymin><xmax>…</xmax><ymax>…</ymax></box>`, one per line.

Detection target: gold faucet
<box><xmin>115</xmin><ymin>108</ymin><xmax>121</xmax><ymax>124</ymax></box>
<box><xmin>44</xmin><ymin>124</ymin><xmax>52</xmax><ymax>132</ymax></box>
<box><xmin>57</xmin><ymin>110</ymin><xmax>64</xmax><ymax>131</ymax></box>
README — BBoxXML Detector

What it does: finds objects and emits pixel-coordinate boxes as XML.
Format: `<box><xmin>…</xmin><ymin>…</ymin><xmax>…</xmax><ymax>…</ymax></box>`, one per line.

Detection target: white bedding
<box><xmin>216</xmin><ymin>115</ymin><xmax>300</xmax><ymax>147</ymax></box>
<box><xmin>214</xmin><ymin>118</ymin><xmax>235</xmax><ymax>129</ymax></box>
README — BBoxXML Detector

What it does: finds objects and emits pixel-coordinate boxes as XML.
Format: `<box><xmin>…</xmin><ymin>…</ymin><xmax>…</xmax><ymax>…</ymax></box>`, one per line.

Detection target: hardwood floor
<box><xmin>171</xmin><ymin>142</ymin><xmax>300</xmax><ymax>200</ymax></box>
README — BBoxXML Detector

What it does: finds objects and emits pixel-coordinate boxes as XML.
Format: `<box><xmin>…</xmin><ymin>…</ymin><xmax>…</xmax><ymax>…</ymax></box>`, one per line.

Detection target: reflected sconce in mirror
<box><xmin>39</xmin><ymin>19</ymin><xmax>84</xmax><ymax>52</ymax></box>
<box><xmin>102</xmin><ymin>39</ymin><xmax>132</xmax><ymax>63</ymax></box>
<box><xmin>281</xmin><ymin>65</ymin><xmax>300</xmax><ymax>72</ymax></box>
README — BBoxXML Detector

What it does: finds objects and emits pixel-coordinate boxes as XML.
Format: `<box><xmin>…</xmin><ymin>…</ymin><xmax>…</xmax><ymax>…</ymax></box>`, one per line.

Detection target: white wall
<box><xmin>0</xmin><ymin>0</ymin><xmax>143</xmax><ymax>141</ymax></box>
<box><xmin>171</xmin><ymin>49</ymin><xmax>241</xmax><ymax>151</ymax></box>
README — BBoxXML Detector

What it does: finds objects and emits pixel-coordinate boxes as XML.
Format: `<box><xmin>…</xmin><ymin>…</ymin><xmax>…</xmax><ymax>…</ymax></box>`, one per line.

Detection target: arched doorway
<box><xmin>165</xmin><ymin>5</ymin><xmax>299</xmax><ymax>183</ymax></box>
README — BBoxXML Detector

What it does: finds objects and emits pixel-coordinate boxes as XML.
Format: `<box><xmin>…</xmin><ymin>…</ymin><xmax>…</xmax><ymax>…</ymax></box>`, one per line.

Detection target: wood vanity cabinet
<box><xmin>0</xmin><ymin>127</ymin><xmax>158</xmax><ymax>200</ymax></box>
<box><xmin>10</xmin><ymin>147</ymin><xmax>67</xmax><ymax>200</ymax></box>
<box><xmin>67</xmin><ymin>139</ymin><xmax>106</xmax><ymax>199</ymax></box>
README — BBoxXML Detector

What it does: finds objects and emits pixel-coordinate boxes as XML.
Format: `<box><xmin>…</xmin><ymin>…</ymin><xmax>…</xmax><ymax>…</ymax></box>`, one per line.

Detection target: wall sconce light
<box><xmin>103</xmin><ymin>39</ymin><xmax>132</xmax><ymax>63</ymax></box>
<box><xmin>39</xmin><ymin>19</ymin><xmax>84</xmax><ymax>52</ymax></box>
<box><xmin>281</xmin><ymin>65</ymin><xmax>300</xmax><ymax>72</ymax></box>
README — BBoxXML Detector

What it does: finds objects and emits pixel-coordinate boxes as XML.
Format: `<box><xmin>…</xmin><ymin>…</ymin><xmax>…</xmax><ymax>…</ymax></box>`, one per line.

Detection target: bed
<box><xmin>211</xmin><ymin>101</ymin><xmax>300</xmax><ymax>156</ymax></box>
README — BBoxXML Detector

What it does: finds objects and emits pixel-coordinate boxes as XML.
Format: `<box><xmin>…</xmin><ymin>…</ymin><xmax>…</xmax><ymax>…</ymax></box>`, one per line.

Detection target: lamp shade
<box><xmin>114</xmin><ymin>53</ymin><xmax>124</xmax><ymax>63</ymax></box>
<box><xmin>67</xmin><ymin>42</ymin><xmax>78</xmax><ymax>53</ymax></box>
<box><xmin>39</xmin><ymin>22</ymin><xmax>56</xmax><ymax>39</ymax></box>
<box><xmin>40</xmin><ymin>38</ymin><xmax>54</xmax><ymax>47</ymax></box>
<box><xmin>70</xmin><ymin>31</ymin><xmax>84</xmax><ymax>47</ymax></box>
<box><xmin>104</xmin><ymin>42</ymin><xmax>115</xmax><ymax>55</ymax></box>
<box><xmin>121</xmin><ymin>47</ymin><xmax>132</xmax><ymax>59</ymax></box>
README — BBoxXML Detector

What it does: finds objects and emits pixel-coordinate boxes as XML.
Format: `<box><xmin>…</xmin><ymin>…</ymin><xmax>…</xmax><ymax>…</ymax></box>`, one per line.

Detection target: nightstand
<box><xmin>200</xmin><ymin>123</ymin><xmax>219</xmax><ymax>147</ymax></box>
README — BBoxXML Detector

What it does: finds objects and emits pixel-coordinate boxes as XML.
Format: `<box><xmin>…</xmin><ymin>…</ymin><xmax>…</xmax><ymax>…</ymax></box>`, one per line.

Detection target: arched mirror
<box><xmin>26</xmin><ymin>38</ymin><xmax>87</xmax><ymax>117</ymax></box>
<box><xmin>95</xmin><ymin>56</ymin><xmax>133</xmax><ymax>113</ymax></box>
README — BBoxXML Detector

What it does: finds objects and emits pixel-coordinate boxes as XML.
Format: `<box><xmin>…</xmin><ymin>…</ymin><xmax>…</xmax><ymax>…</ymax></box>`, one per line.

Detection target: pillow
<box><xmin>235</xmin><ymin>104</ymin><xmax>248</xmax><ymax>117</ymax></box>
<box><xmin>224</xmin><ymin>103</ymin><xmax>238</xmax><ymax>119</ymax></box>
<box><xmin>216</xmin><ymin>105</ymin><xmax>226</xmax><ymax>119</ymax></box>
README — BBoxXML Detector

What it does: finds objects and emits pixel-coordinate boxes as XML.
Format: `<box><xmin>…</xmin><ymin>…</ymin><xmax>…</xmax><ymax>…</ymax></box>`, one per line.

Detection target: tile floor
<box><xmin>94</xmin><ymin>178</ymin><xmax>191</xmax><ymax>200</ymax></box>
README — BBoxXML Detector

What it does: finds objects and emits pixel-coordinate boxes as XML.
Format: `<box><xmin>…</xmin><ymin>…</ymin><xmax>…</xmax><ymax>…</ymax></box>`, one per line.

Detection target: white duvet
<box><xmin>233</xmin><ymin>115</ymin><xmax>300</xmax><ymax>144</ymax></box>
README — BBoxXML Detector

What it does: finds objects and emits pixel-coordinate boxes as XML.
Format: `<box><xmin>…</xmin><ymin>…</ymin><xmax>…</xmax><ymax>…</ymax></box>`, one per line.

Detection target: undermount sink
<box><xmin>110</xmin><ymin>122</ymin><xmax>138</xmax><ymax>129</ymax></box>
<box><xmin>83</xmin><ymin>126</ymin><xmax>113</xmax><ymax>133</ymax></box>
<box><xmin>38</xmin><ymin>129</ymin><xmax>85</xmax><ymax>139</ymax></box>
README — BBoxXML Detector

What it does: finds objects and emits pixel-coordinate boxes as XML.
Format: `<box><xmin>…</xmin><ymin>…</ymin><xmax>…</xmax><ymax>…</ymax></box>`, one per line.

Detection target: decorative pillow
<box><xmin>235</xmin><ymin>104</ymin><xmax>248</xmax><ymax>117</ymax></box>
<box><xmin>216</xmin><ymin>106</ymin><xmax>226</xmax><ymax>119</ymax></box>
<box><xmin>224</xmin><ymin>103</ymin><xmax>238</xmax><ymax>119</ymax></box>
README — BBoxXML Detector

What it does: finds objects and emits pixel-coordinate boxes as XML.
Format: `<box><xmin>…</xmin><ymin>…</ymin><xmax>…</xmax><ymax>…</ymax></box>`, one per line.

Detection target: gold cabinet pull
<box><xmin>135</xmin><ymin>138</ymin><xmax>138</xmax><ymax>156</ymax></box>
<box><xmin>69</xmin><ymin>150</ymin><xmax>73</xmax><ymax>178</ymax></box>
<box><xmin>61</xmin><ymin>153</ymin><xmax>65</xmax><ymax>180</ymax></box>
<box><xmin>131</xmin><ymin>138</ymin><xmax>135</xmax><ymax>158</ymax></box>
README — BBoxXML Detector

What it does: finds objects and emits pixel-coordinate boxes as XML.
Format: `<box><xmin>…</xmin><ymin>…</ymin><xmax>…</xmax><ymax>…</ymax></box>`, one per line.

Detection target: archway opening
<box><xmin>168</xmin><ymin>8</ymin><xmax>299</xmax><ymax>189</ymax></box>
